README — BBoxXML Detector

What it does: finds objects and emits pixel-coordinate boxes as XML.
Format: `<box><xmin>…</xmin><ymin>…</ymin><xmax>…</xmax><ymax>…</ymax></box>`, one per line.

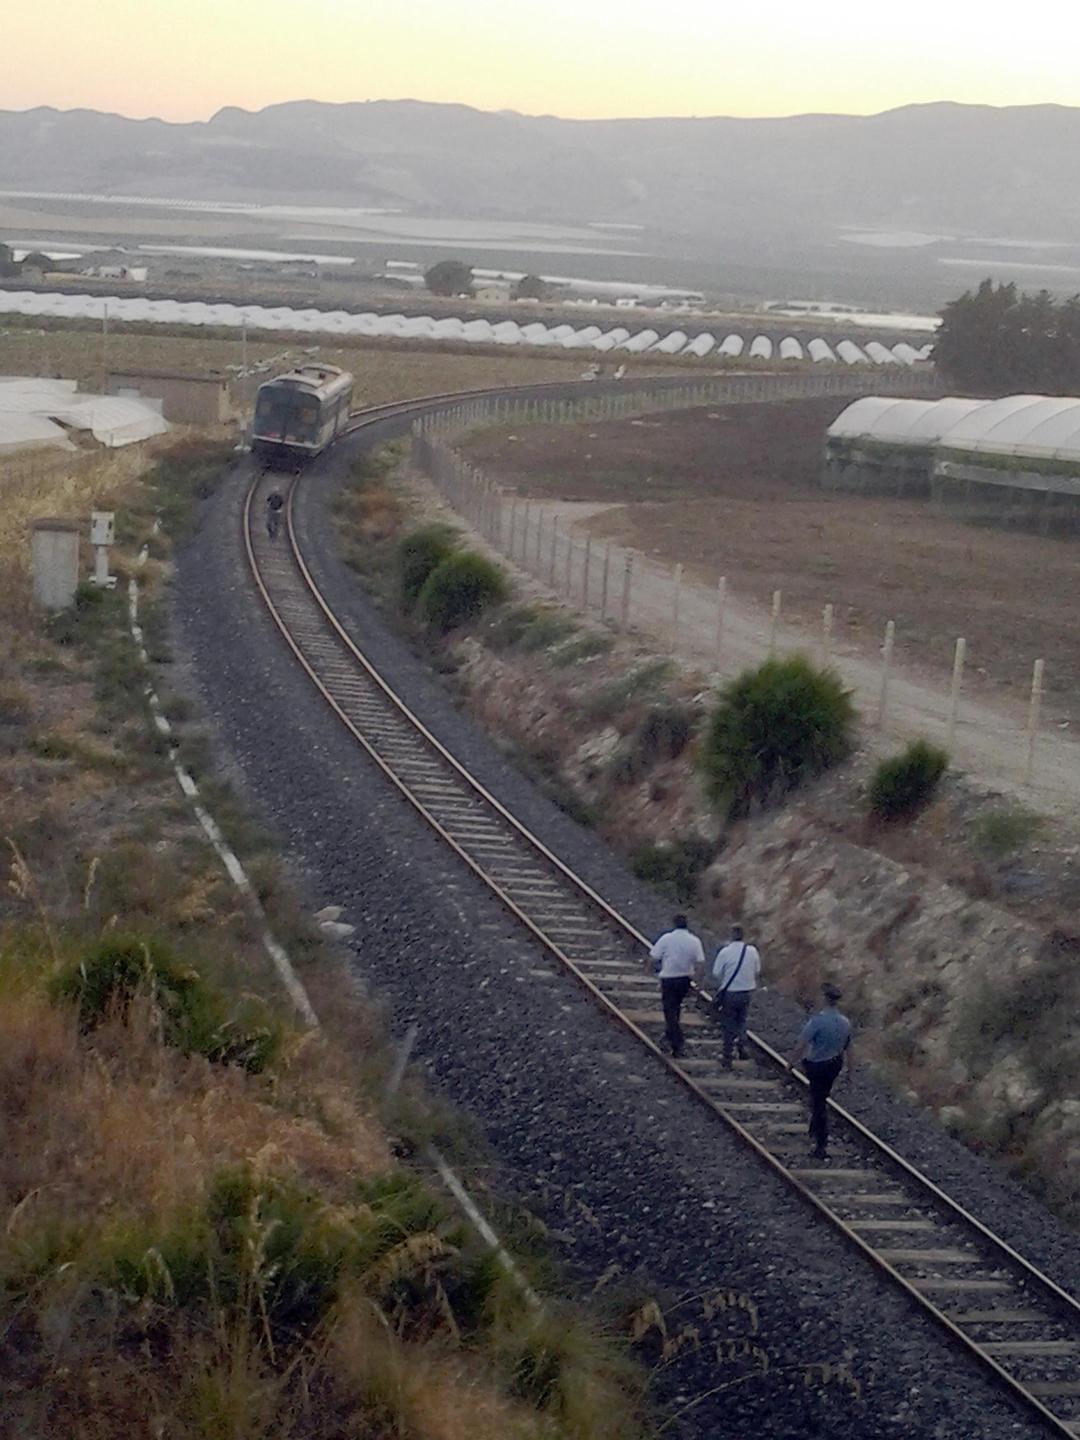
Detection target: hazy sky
<box><xmin>6</xmin><ymin>0</ymin><xmax>1079</xmax><ymax>122</ymax></box>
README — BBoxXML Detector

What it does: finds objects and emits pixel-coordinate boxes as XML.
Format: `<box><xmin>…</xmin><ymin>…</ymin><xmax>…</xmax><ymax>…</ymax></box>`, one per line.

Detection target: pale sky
<box><xmin>5</xmin><ymin>0</ymin><xmax>1079</xmax><ymax>122</ymax></box>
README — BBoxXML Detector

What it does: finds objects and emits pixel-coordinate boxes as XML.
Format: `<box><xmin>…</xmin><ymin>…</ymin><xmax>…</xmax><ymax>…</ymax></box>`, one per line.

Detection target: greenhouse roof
<box><xmin>827</xmin><ymin>396</ymin><xmax>983</xmax><ymax>446</ymax></box>
<box><xmin>828</xmin><ymin>393</ymin><xmax>1080</xmax><ymax>462</ymax></box>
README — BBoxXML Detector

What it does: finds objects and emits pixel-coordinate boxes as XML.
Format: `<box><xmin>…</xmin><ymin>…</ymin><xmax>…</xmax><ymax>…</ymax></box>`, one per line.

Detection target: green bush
<box><xmin>485</xmin><ymin>603</ymin><xmax>577</xmax><ymax>653</ymax></box>
<box><xmin>630</xmin><ymin>838</ymin><xmax>714</xmax><ymax>905</ymax></box>
<box><xmin>50</xmin><ymin>936</ymin><xmax>281</xmax><ymax>1072</ymax></box>
<box><xmin>868</xmin><ymin>739</ymin><xmax>948</xmax><ymax>821</ymax></box>
<box><xmin>396</xmin><ymin>525</ymin><xmax>459</xmax><ymax>612</ymax></box>
<box><xmin>701</xmin><ymin>656</ymin><xmax>853</xmax><ymax>817</ymax></box>
<box><xmin>972</xmin><ymin>806</ymin><xmax>1042</xmax><ymax>859</ymax></box>
<box><xmin>417</xmin><ymin>551</ymin><xmax>509</xmax><ymax>634</ymax></box>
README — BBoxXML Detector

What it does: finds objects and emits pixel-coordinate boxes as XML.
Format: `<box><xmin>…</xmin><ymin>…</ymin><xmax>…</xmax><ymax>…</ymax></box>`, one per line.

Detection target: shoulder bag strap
<box><xmin>719</xmin><ymin>944</ymin><xmax>748</xmax><ymax>997</ymax></box>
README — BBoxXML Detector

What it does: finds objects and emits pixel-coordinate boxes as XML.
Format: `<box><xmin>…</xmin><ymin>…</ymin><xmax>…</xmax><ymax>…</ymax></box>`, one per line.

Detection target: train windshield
<box><xmin>254</xmin><ymin>387</ymin><xmax>319</xmax><ymax>443</ymax></box>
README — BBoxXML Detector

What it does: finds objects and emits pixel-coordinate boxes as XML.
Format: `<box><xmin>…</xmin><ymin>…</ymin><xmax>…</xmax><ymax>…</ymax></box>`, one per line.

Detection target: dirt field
<box><xmin>463</xmin><ymin>398</ymin><xmax>1080</xmax><ymax>725</ymax></box>
<box><xmin>0</xmin><ymin>326</ymin><xmax>602</xmax><ymax>408</ymax></box>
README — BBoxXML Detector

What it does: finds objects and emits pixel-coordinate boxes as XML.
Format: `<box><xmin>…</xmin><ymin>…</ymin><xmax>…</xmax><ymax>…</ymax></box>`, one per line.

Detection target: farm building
<box><xmin>824</xmin><ymin>393</ymin><xmax>1080</xmax><ymax>530</ymax></box>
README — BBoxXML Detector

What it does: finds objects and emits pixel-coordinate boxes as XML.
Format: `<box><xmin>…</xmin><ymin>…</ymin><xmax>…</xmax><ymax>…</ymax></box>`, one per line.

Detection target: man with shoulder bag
<box><xmin>712</xmin><ymin>924</ymin><xmax>762</xmax><ymax>1070</ymax></box>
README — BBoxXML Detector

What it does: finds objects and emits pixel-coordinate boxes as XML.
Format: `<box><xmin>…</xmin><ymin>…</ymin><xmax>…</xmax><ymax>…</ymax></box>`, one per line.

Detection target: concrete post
<box><xmin>564</xmin><ymin>526</ymin><xmax>573</xmax><ymax>596</ymax></box>
<box><xmin>672</xmin><ymin>562</ymin><xmax>682</xmax><ymax>649</ymax></box>
<box><xmin>620</xmin><ymin>553</ymin><xmax>633</xmax><ymax>630</ymax></box>
<box><xmin>582</xmin><ymin>533</ymin><xmax>592</xmax><ymax>609</ymax></box>
<box><xmin>715</xmin><ymin>575</ymin><xmax>727</xmax><ymax>669</ymax></box>
<box><xmin>600</xmin><ymin>542</ymin><xmax>611</xmax><ymax>619</ymax></box>
<box><xmin>1024</xmin><ymin>658</ymin><xmax>1045</xmax><ymax>786</ymax></box>
<box><xmin>768</xmin><ymin>589</ymin><xmax>782</xmax><ymax>655</ymax></box>
<box><xmin>549</xmin><ymin>517</ymin><xmax>559</xmax><ymax>586</ymax></box>
<box><xmin>535</xmin><ymin>508</ymin><xmax>545</xmax><ymax>571</ymax></box>
<box><xmin>947</xmin><ymin>637</ymin><xmax>966</xmax><ymax>749</ymax></box>
<box><xmin>877</xmin><ymin>620</ymin><xmax>895</xmax><ymax>728</ymax></box>
<box><xmin>822</xmin><ymin>603</ymin><xmax>834</xmax><ymax>663</ymax></box>
<box><xmin>31</xmin><ymin>518</ymin><xmax>80</xmax><ymax>610</ymax></box>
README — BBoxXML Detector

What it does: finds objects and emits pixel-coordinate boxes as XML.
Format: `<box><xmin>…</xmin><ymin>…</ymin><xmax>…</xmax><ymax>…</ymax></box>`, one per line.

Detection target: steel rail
<box><xmin>241</xmin><ymin>392</ymin><xmax>1080</xmax><ymax>1437</ymax></box>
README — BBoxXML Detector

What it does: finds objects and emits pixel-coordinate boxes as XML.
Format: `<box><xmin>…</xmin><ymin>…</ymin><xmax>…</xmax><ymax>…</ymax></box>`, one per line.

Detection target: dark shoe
<box><xmin>737</xmin><ymin>1047</ymin><xmax>749</xmax><ymax>1061</ymax></box>
<box><xmin>812</xmin><ymin>1147</ymin><xmax>828</xmax><ymax>1161</ymax></box>
<box><xmin>721</xmin><ymin>1059</ymin><xmax>733</xmax><ymax>1072</ymax></box>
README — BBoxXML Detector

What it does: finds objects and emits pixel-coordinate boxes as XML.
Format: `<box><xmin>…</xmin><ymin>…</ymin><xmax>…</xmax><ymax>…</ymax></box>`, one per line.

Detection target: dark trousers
<box><xmin>804</xmin><ymin>1055</ymin><xmax>844</xmax><ymax>1152</ymax></box>
<box><xmin>718</xmin><ymin>990</ymin><xmax>752</xmax><ymax>1064</ymax></box>
<box><xmin>661</xmin><ymin>976</ymin><xmax>692</xmax><ymax>1056</ymax></box>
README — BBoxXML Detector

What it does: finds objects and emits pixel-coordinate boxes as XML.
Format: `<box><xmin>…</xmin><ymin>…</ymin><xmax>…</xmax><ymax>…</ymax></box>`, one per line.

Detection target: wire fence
<box><xmin>409</xmin><ymin>371</ymin><xmax>1071</xmax><ymax>805</ymax></box>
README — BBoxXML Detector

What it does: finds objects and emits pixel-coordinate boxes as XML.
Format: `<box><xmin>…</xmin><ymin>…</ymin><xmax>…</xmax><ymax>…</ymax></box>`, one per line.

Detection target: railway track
<box><xmin>242</xmin><ymin>396</ymin><xmax>1080</xmax><ymax>1438</ymax></box>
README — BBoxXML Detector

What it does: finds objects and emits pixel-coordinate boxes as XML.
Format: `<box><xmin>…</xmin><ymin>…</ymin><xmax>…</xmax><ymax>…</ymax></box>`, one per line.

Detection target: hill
<box><xmin>2</xmin><ymin>98</ymin><xmax>1080</xmax><ymax>245</ymax></box>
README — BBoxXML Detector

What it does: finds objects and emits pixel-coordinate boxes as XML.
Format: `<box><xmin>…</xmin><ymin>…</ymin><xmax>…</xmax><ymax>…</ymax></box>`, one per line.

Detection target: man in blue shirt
<box><xmin>788</xmin><ymin>983</ymin><xmax>853</xmax><ymax>1160</ymax></box>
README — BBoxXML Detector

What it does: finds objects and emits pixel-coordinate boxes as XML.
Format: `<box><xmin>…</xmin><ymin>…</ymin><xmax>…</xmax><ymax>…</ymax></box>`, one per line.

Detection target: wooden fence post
<box><xmin>600</xmin><ymin>542</ymin><xmax>611</xmax><ymax>619</ymax></box>
<box><xmin>582</xmin><ymin>534</ymin><xmax>592</xmax><ymax>609</ymax></box>
<box><xmin>620</xmin><ymin>554</ymin><xmax>633</xmax><ymax>630</ymax></box>
<box><xmin>549</xmin><ymin>516</ymin><xmax>559</xmax><ymax>587</ymax></box>
<box><xmin>672</xmin><ymin>562</ymin><xmax>682</xmax><ymax>649</ymax></box>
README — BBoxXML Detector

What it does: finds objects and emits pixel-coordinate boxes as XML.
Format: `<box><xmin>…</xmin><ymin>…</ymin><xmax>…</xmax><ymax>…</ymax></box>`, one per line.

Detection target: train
<box><xmin>250</xmin><ymin>364</ymin><xmax>354</xmax><ymax>463</ymax></box>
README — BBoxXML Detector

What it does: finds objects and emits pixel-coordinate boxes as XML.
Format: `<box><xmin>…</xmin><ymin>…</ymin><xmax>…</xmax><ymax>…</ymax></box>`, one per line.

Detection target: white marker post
<box><xmin>621</xmin><ymin>553</ymin><xmax>633</xmax><ymax>630</ymax></box>
<box><xmin>947</xmin><ymin>637</ymin><xmax>966</xmax><ymax>749</ymax></box>
<box><xmin>89</xmin><ymin>510</ymin><xmax>116</xmax><ymax>589</ymax></box>
<box><xmin>715</xmin><ymin>575</ymin><xmax>727</xmax><ymax>669</ymax></box>
<box><xmin>1024</xmin><ymin>658</ymin><xmax>1045</xmax><ymax>786</ymax></box>
<box><xmin>768</xmin><ymin>589</ymin><xmax>782</xmax><ymax>656</ymax></box>
<box><xmin>877</xmin><ymin>620</ymin><xmax>895</xmax><ymax>728</ymax></box>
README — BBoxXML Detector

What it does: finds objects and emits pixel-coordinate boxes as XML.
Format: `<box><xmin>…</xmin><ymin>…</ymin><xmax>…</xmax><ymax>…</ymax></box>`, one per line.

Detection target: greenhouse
<box><xmin>824</xmin><ymin>393</ymin><xmax>1080</xmax><ymax>529</ymax></box>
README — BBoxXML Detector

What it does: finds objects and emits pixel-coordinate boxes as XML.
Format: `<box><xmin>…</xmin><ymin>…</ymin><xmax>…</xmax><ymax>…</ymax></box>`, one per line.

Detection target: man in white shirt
<box><xmin>712</xmin><ymin>924</ymin><xmax>762</xmax><ymax>1069</ymax></box>
<box><xmin>648</xmin><ymin>913</ymin><xmax>705</xmax><ymax>1059</ymax></box>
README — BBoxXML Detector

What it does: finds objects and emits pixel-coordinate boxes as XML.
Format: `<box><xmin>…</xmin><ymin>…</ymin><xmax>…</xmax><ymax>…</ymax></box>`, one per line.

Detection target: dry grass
<box><xmin>0</xmin><ymin>323</ymin><xmax>617</xmax><ymax>410</ymax></box>
<box><xmin>0</xmin><ymin>425</ymin><xmax>651</xmax><ymax>1438</ymax></box>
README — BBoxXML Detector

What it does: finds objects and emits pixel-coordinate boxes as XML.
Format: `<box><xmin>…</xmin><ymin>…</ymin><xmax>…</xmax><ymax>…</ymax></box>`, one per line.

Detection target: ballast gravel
<box><xmin>170</xmin><ymin>413</ymin><xmax>1078</xmax><ymax>1440</ymax></box>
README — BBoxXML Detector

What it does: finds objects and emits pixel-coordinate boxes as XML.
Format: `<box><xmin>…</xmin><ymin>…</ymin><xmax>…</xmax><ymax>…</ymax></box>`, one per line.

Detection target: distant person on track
<box><xmin>265</xmin><ymin>490</ymin><xmax>285</xmax><ymax>540</ymax></box>
<box><xmin>788</xmin><ymin>983</ymin><xmax>853</xmax><ymax>1160</ymax></box>
<box><xmin>649</xmin><ymin>914</ymin><xmax>705</xmax><ymax>1060</ymax></box>
<box><xmin>712</xmin><ymin>924</ymin><xmax>761</xmax><ymax>1069</ymax></box>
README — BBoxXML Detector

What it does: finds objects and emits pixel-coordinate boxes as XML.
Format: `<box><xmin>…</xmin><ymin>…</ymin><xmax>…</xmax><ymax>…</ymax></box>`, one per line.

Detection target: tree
<box><xmin>424</xmin><ymin>260</ymin><xmax>473</xmax><ymax>297</ymax></box>
<box><xmin>0</xmin><ymin>243</ymin><xmax>18</xmax><ymax>278</ymax></box>
<box><xmin>935</xmin><ymin>279</ymin><xmax>1080</xmax><ymax>395</ymax></box>
<box><xmin>512</xmin><ymin>273</ymin><xmax>550</xmax><ymax>302</ymax></box>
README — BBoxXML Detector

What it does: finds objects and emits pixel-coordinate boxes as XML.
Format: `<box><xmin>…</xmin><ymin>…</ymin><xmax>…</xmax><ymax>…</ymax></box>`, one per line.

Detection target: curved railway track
<box><xmin>243</xmin><ymin>394</ymin><xmax>1080</xmax><ymax>1438</ymax></box>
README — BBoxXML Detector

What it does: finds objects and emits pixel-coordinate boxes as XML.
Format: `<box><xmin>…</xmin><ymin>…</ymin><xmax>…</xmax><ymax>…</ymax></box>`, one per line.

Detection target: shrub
<box><xmin>868</xmin><ymin>739</ymin><xmax>948</xmax><ymax>821</ymax></box>
<box><xmin>50</xmin><ymin>936</ymin><xmax>282</xmax><ymax>1072</ymax></box>
<box><xmin>630</xmin><ymin>838</ymin><xmax>714</xmax><ymax>905</ymax></box>
<box><xmin>417</xmin><ymin>552</ymin><xmax>509</xmax><ymax>634</ymax></box>
<box><xmin>485</xmin><ymin>604</ymin><xmax>576</xmax><ymax>653</ymax></box>
<box><xmin>701</xmin><ymin>656</ymin><xmax>853</xmax><ymax>817</ymax></box>
<box><xmin>584</xmin><ymin>659</ymin><xmax>674</xmax><ymax>721</ymax></box>
<box><xmin>396</xmin><ymin>525</ymin><xmax>459</xmax><ymax>612</ymax></box>
<box><xmin>972</xmin><ymin>806</ymin><xmax>1042</xmax><ymax>860</ymax></box>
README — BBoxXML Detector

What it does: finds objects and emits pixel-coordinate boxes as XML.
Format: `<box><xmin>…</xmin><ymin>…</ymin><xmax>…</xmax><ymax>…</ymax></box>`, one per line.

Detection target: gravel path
<box><xmin>170</xmin><ymin>410</ymin><xmax>1079</xmax><ymax>1440</ymax></box>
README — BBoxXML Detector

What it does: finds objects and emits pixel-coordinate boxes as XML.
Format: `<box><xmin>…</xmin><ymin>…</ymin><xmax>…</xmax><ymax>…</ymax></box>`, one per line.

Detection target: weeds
<box><xmin>584</xmin><ymin>659</ymin><xmax>674</xmax><ymax>722</ymax></box>
<box><xmin>972</xmin><ymin>806</ymin><xmax>1043</xmax><ymax>860</ymax></box>
<box><xmin>50</xmin><ymin>935</ymin><xmax>284</xmax><ymax>1073</ymax></box>
<box><xmin>630</xmin><ymin>838</ymin><xmax>715</xmax><ymax>905</ymax></box>
<box><xmin>485</xmin><ymin>603</ymin><xmax>578</xmax><ymax>654</ymax></box>
<box><xmin>868</xmin><ymin>740</ymin><xmax>948</xmax><ymax>821</ymax></box>
<box><xmin>397</xmin><ymin>524</ymin><xmax>460</xmax><ymax>612</ymax></box>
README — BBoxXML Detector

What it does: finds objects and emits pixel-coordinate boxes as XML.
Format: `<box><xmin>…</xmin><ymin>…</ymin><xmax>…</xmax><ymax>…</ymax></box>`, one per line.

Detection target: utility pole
<box><xmin>100</xmin><ymin>301</ymin><xmax>109</xmax><ymax>395</ymax></box>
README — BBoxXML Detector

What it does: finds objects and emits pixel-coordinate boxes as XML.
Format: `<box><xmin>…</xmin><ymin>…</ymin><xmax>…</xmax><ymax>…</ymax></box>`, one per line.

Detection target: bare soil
<box><xmin>463</xmin><ymin>398</ymin><xmax>1080</xmax><ymax>725</ymax></box>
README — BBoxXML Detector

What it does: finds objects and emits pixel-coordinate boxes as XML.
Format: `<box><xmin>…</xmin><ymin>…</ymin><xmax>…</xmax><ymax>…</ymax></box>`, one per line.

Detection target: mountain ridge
<box><xmin>2</xmin><ymin>98</ymin><xmax>1079</xmax><ymax>244</ymax></box>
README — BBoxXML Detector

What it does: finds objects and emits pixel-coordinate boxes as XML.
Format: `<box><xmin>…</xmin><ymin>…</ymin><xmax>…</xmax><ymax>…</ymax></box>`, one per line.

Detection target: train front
<box><xmin>251</xmin><ymin>377</ymin><xmax>321</xmax><ymax>465</ymax></box>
